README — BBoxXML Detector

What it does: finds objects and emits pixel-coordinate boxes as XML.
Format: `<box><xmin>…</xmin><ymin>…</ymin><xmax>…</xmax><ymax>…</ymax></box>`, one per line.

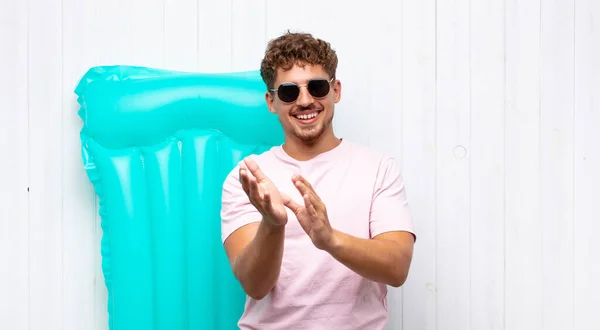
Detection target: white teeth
<box><xmin>296</xmin><ymin>112</ymin><xmax>318</xmax><ymax>120</ymax></box>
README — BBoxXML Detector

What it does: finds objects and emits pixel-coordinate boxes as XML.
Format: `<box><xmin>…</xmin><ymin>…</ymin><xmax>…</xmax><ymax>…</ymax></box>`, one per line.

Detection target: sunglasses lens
<box><xmin>277</xmin><ymin>84</ymin><xmax>300</xmax><ymax>103</ymax></box>
<box><xmin>275</xmin><ymin>79</ymin><xmax>332</xmax><ymax>103</ymax></box>
<box><xmin>307</xmin><ymin>79</ymin><xmax>331</xmax><ymax>98</ymax></box>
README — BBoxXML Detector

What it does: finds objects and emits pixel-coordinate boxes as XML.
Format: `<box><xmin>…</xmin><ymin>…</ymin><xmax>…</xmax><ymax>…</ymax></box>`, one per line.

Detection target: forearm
<box><xmin>232</xmin><ymin>219</ymin><xmax>285</xmax><ymax>299</ymax></box>
<box><xmin>325</xmin><ymin>230</ymin><xmax>412</xmax><ymax>287</ymax></box>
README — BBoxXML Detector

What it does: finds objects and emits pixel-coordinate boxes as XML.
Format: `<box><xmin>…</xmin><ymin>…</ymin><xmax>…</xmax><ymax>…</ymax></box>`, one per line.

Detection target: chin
<box><xmin>292</xmin><ymin>125</ymin><xmax>327</xmax><ymax>143</ymax></box>
<box><xmin>283</xmin><ymin>108</ymin><xmax>333</xmax><ymax>143</ymax></box>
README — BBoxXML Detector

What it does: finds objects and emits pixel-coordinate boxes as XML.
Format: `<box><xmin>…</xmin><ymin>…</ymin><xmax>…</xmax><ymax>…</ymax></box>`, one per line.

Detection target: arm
<box><xmin>284</xmin><ymin>158</ymin><xmax>416</xmax><ymax>287</ymax></box>
<box><xmin>224</xmin><ymin>219</ymin><xmax>285</xmax><ymax>300</ymax></box>
<box><xmin>221</xmin><ymin>157</ymin><xmax>289</xmax><ymax>300</ymax></box>
<box><xmin>325</xmin><ymin>230</ymin><xmax>414</xmax><ymax>287</ymax></box>
<box><xmin>329</xmin><ymin>157</ymin><xmax>416</xmax><ymax>287</ymax></box>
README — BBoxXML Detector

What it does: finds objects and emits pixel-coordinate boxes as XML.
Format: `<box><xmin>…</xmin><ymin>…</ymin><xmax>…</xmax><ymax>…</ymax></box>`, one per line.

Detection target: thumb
<box><xmin>280</xmin><ymin>191</ymin><xmax>303</xmax><ymax>215</ymax></box>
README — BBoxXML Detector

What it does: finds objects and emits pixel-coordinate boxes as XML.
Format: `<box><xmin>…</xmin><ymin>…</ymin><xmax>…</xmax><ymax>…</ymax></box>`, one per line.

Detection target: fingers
<box><xmin>303</xmin><ymin>194</ymin><xmax>319</xmax><ymax>218</ymax></box>
<box><xmin>292</xmin><ymin>175</ymin><xmax>310</xmax><ymax>195</ymax></box>
<box><xmin>292</xmin><ymin>175</ymin><xmax>315</xmax><ymax>196</ymax></box>
<box><xmin>282</xmin><ymin>192</ymin><xmax>303</xmax><ymax>215</ymax></box>
<box><xmin>239</xmin><ymin>165</ymin><xmax>250</xmax><ymax>195</ymax></box>
<box><xmin>239</xmin><ymin>159</ymin><xmax>277</xmax><ymax>215</ymax></box>
<box><xmin>247</xmin><ymin>176</ymin><xmax>262</xmax><ymax>204</ymax></box>
<box><xmin>243</xmin><ymin>157</ymin><xmax>267</xmax><ymax>181</ymax></box>
<box><xmin>239</xmin><ymin>159</ymin><xmax>266</xmax><ymax>199</ymax></box>
<box><xmin>294</xmin><ymin>175</ymin><xmax>314</xmax><ymax>190</ymax></box>
<box><xmin>262</xmin><ymin>190</ymin><xmax>272</xmax><ymax>212</ymax></box>
<box><xmin>282</xmin><ymin>191</ymin><xmax>318</xmax><ymax>220</ymax></box>
<box><xmin>292</xmin><ymin>175</ymin><xmax>322</xmax><ymax>210</ymax></box>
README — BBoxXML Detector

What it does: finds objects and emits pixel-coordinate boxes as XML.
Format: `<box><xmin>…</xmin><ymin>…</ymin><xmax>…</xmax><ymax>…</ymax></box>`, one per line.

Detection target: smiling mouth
<box><xmin>292</xmin><ymin>110</ymin><xmax>322</xmax><ymax>124</ymax></box>
<box><xmin>294</xmin><ymin>112</ymin><xmax>318</xmax><ymax>120</ymax></box>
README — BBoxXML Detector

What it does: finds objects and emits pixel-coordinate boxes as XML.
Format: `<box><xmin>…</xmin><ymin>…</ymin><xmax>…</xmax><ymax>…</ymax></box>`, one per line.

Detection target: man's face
<box><xmin>265</xmin><ymin>63</ymin><xmax>341</xmax><ymax>144</ymax></box>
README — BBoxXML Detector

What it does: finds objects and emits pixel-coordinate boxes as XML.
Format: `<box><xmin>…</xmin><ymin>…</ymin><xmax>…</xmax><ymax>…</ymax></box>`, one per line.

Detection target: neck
<box><xmin>282</xmin><ymin>129</ymin><xmax>341</xmax><ymax>161</ymax></box>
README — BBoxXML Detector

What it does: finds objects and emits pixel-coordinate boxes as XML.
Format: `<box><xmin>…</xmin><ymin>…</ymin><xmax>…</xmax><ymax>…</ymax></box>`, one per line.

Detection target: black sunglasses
<box><xmin>269</xmin><ymin>77</ymin><xmax>335</xmax><ymax>103</ymax></box>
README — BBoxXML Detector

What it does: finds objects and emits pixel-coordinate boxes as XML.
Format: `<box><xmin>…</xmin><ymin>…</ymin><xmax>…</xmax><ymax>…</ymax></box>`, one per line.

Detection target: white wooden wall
<box><xmin>1</xmin><ymin>0</ymin><xmax>598</xmax><ymax>329</ymax></box>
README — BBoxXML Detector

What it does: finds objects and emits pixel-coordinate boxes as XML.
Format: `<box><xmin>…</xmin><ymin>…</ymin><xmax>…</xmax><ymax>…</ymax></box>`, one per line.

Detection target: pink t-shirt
<box><xmin>220</xmin><ymin>139</ymin><xmax>415</xmax><ymax>329</ymax></box>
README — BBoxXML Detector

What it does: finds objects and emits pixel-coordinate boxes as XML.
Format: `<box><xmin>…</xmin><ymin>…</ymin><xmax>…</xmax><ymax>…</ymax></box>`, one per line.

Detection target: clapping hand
<box><xmin>239</xmin><ymin>157</ymin><xmax>288</xmax><ymax>227</ymax></box>
<box><xmin>283</xmin><ymin>174</ymin><xmax>335</xmax><ymax>250</ymax></box>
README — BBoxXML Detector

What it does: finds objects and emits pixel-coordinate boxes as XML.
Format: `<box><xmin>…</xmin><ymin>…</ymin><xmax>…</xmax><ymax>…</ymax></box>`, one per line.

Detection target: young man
<box><xmin>220</xmin><ymin>31</ymin><xmax>416</xmax><ymax>329</ymax></box>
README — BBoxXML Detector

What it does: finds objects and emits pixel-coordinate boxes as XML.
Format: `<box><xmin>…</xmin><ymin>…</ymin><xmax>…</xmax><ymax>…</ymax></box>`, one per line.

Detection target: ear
<box><xmin>265</xmin><ymin>91</ymin><xmax>277</xmax><ymax>114</ymax></box>
<box><xmin>333</xmin><ymin>79</ymin><xmax>342</xmax><ymax>104</ymax></box>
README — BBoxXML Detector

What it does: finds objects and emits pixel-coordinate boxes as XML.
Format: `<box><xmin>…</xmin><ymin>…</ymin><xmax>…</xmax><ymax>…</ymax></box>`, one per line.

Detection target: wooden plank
<box><xmin>130</xmin><ymin>0</ymin><xmax>165</xmax><ymax>67</ymax></box>
<box><xmin>61</xmin><ymin>0</ymin><xmax>104</xmax><ymax>329</ymax></box>
<box><xmin>164</xmin><ymin>0</ymin><xmax>198</xmax><ymax>71</ymax></box>
<box><xmin>363</xmin><ymin>0</ymin><xmax>403</xmax><ymax>160</ymax></box>
<box><xmin>264</xmin><ymin>0</ymin><xmax>336</xmax><ymax>41</ymax></box>
<box><xmin>96</xmin><ymin>0</ymin><xmax>132</xmax><ymax>65</ymax></box>
<box><xmin>0</xmin><ymin>1</ymin><xmax>30</xmax><ymax>329</ymax></box>
<box><xmin>344</xmin><ymin>0</ymin><xmax>405</xmax><ymax>330</ymax></box>
<box><xmin>197</xmin><ymin>0</ymin><xmax>231</xmax><ymax>72</ymax></box>
<box><xmin>398</xmin><ymin>0</ymin><xmax>437</xmax><ymax>328</ymax></box>
<box><xmin>540</xmin><ymin>0</ymin><xmax>575</xmax><ymax>329</ymax></box>
<box><xmin>359</xmin><ymin>3</ymin><xmax>405</xmax><ymax>328</ymax></box>
<box><xmin>573</xmin><ymin>0</ymin><xmax>600</xmax><ymax>328</ymax></box>
<box><xmin>435</xmin><ymin>0</ymin><xmax>472</xmax><ymax>327</ymax></box>
<box><xmin>91</xmin><ymin>1</ymin><xmax>133</xmax><ymax>328</ymax></box>
<box><xmin>231</xmin><ymin>0</ymin><xmax>266</xmax><ymax>72</ymax></box>
<box><xmin>505</xmin><ymin>0</ymin><xmax>543</xmax><ymax>328</ymax></box>
<box><xmin>323</xmin><ymin>1</ymin><xmax>373</xmax><ymax>147</ymax></box>
<box><xmin>28</xmin><ymin>0</ymin><xmax>64</xmax><ymax>328</ymax></box>
<box><xmin>469</xmin><ymin>0</ymin><xmax>506</xmax><ymax>328</ymax></box>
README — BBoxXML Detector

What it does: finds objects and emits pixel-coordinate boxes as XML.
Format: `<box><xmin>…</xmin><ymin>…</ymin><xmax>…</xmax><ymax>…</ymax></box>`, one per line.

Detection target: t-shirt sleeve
<box><xmin>369</xmin><ymin>157</ymin><xmax>416</xmax><ymax>241</ymax></box>
<box><xmin>220</xmin><ymin>163</ymin><xmax>262</xmax><ymax>243</ymax></box>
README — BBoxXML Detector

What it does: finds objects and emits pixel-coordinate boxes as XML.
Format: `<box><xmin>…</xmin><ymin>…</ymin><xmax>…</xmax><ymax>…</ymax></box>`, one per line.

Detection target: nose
<box><xmin>295</xmin><ymin>86</ymin><xmax>314</xmax><ymax>107</ymax></box>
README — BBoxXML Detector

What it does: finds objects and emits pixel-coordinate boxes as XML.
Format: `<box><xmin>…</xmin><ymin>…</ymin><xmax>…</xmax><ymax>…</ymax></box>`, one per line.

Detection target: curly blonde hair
<box><xmin>260</xmin><ymin>31</ymin><xmax>338</xmax><ymax>90</ymax></box>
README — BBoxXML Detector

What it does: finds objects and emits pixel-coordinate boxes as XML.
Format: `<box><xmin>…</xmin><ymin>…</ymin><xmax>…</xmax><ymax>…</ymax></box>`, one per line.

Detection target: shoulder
<box><xmin>344</xmin><ymin>139</ymin><xmax>394</xmax><ymax>160</ymax></box>
<box><xmin>343</xmin><ymin>141</ymin><xmax>415</xmax><ymax>240</ymax></box>
<box><xmin>343</xmin><ymin>140</ymin><xmax>401</xmax><ymax>176</ymax></box>
<box><xmin>222</xmin><ymin>146</ymin><xmax>280</xmax><ymax>184</ymax></box>
<box><xmin>340</xmin><ymin>140</ymin><xmax>407</xmax><ymax>198</ymax></box>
